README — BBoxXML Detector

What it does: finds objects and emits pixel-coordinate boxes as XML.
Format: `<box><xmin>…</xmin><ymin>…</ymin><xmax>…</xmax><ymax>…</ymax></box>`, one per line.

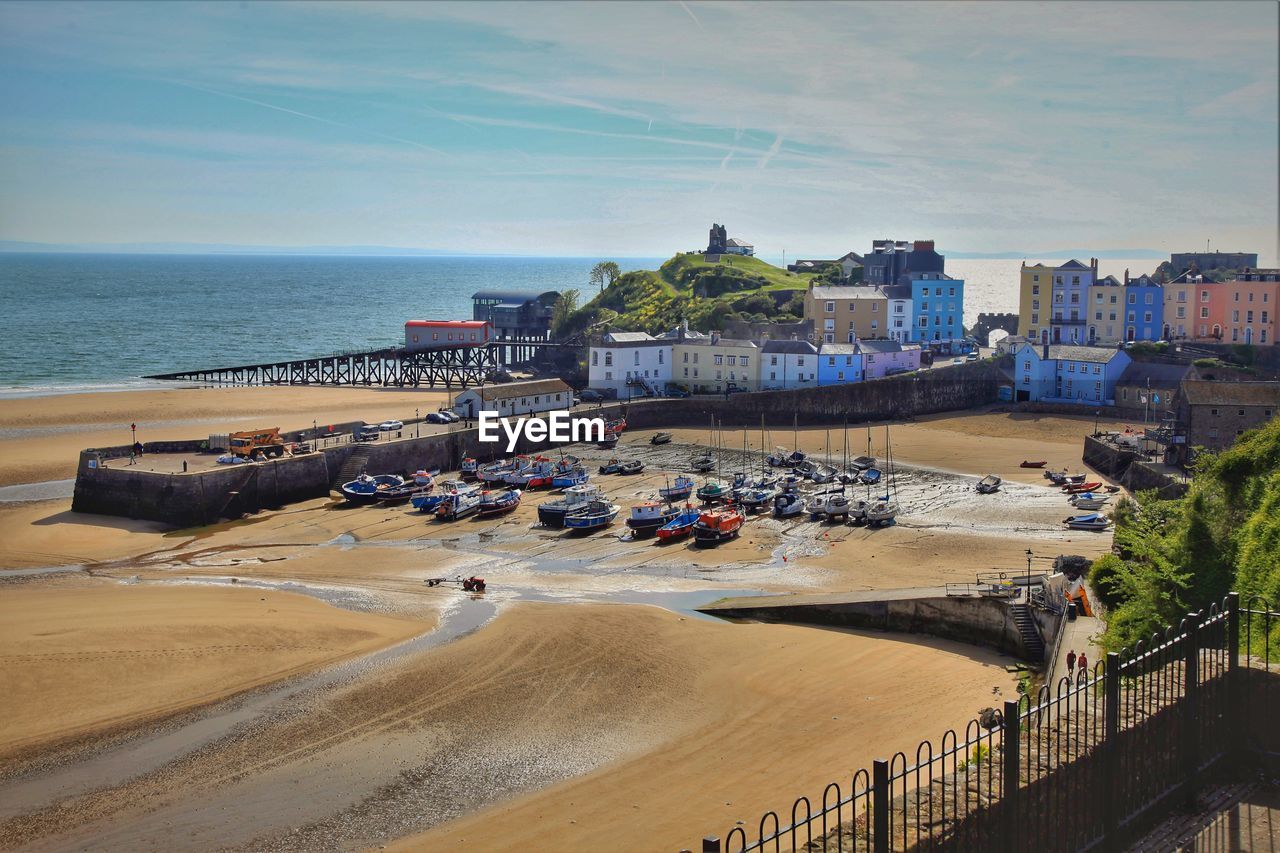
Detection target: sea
<box><xmin>0</xmin><ymin>253</ymin><xmax>1160</xmax><ymax>396</ymax></box>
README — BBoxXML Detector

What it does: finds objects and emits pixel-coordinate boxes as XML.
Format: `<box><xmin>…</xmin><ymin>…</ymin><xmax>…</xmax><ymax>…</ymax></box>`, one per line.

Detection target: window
<box><xmin>1068</xmin><ymin>363</ymin><xmax>1075</xmax><ymax>373</ymax></box>
<box><xmin>715</xmin><ymin>370</ymin><xmax>722</xmax><ymax>380</ymax></box>
<box><xmin>1072</xmin><ymin>276</ymin><xmax>1079</xmax><ymax>285</ymax></box>
<box><xmin>1233</xmin><ymin>310</ymin><xmax>1240</xmax><ymax>323</ymax></box>
<box><xmin>1023</xmin><ymin>361</ymin><xmax>1031</xmax><ymax>371</ymax></box>
<box><xmin>1234</xmin><ymin>292</ymin><xmax>1240</xmax><ymax>302</ymax></box>
<box><xmin>634</xmin><ymin>351</ymin><xmax>640</xmax><ymax>365</ymax></box>
<box><xmin>1249</xmin><ymin>292</ymin><xmax>1255</xmax><ymax>302</ymax></box>
<box><xmin>770</xmin><ymin>356</ymin><xmax>778</xmax><ymax>366</ymax></box>
<box><xmin>872</xmin><ymin>303</ymin><xmax>879</xmax><ymax>312</ymax></box>
<box><xmin>658</xmin><ymin>350</ymin><xmax>664</xmax><ymax>364</ymax></box>
<box><xmin>1032</xmin><ymin>299</ymin><xmax>1040</xmax><ymax>310</ymax></box>
<box><xmin>1145</xmin><ymin>293</ymin><xmax>1153</xmax><ymax>305</ymax></box>
<box><xmin>838</xmin><ymin>371</ymin><xmax>845</xmax><ymax>381</ymax></box>
<box><xmin>1032</xmin><ymin>313</ymin><xmax>1039</xmax><ymax>324</ymax></box>
<box><xmin>921</xmin><ymin>301</ymin><xmax>929</xmax><ymax>311</ymax></box>
<box><xmin>1094</xmin><ymin>365</ymin><xmax>1101</xmax><ymax>374</ymax></box>
<box><xmin>727</xmin><ymin>355</ymin><xmax>736</xmax><ymax>366</ymax></box>
<box><xmin>797</xmin><ymin>357</ymin><xmax>805</xmax><ymax>366</ymax></box>
<box><xmin>919</xmin><ymin>317</ymin><xmax>929</xmax><ymax>328</ymax></box>
<box><xmin>605</xmin><ymin>371</ymin><xmax>612</xmax><ymax>380</ymax></box>
<box><xmin>1070</xmin><ymin>293</ymin><xmax>1080</xmax><ymax>304</ymax></box>
<box><xmin>935</xmin><ymin>287</ymin><xmax>943</xmax><ymax>296</ymax></box>
<box><xmin>1211</xmin><ymin>409</ymin><xmax>1219</xmax><ymax>416</ymax></box>
<box><xmin>741</xmin><ymin>356</ymin><xmax>749</xmax><ymax>367</ymax></box>
<box><xmin>1128</xmin><ymin>311</ymin><xmax>1136</xmax><ymax>322</ymax></box>
<box><xmin>1095</xmin><ymin>312</ymin><xmax>1102</xmax><ymax>321</ymax></box>
<box><xmin>1239</xmin><ymin>409</ymin><xmax>1245</xmax><ymax>416</ymax></box>
<box><xmin>1201</xmin><ymin>307</ymin><xmax>1209</xmax><ymax>319</ymax></box>
<box><xmin>770</xmin><ymin>371</ymin><xmax>776</xmax><ymax>381</ymax></box>
<box><xmin>1201</xmin><ymin>291</ymin><xmax>1210</xmax><ymax>302</ymax></box>
<box><xmin>871</xmin><ymin>321</ymin><xmax>878</xmax><ymax>330</ymax></box>
<box><xmin>683</xmin><ymin>367</ymin><xmax>688</xmax><ymax>377</ymax></box>
<box><xmin>604</xmin><ymin>352</ymin><xmax>613</xmax><ymax>366</ymax></box>
<box><xmin>693</xmin><ymin>352</ymin><xmax>699</xmax><ymax>363</ymax></box>
<box><xmin>1177</xmin><ymin>307</ymin><xmax>1185</xmax><ymax>319</ymax></box>
<box><xmin>1247</xmin><ymin>311</ymin><xmax>1253</xmax><ymax>323</ymax></box>
<box><xmin>825</xmin><ymin>301</ymin><xmax>835</xmax><ymax>313</ymax></box>
<box><xmin>682</xmin><ymin>351</ymin><xmax>689</xmax><ymax>363</ymax></box>
<box><xmin>1032</xmin><ymin>285</ymin><xmax>1040</xmax><ymax>295</ymax></box>
<box><xmin>1128</xmin><ymin>294</ymin><xmax>1136</xmax><ymax>304</ymax></box>
<box><xmin>1264</xmin><ymin>311</ymin><xmax>1271</xmax><ymax>324</ymax></box>
<box><xmin>714</xmin><ymin>355</ymin><xmax>723</xmax><ymax>365</ymax></box>
<box><xmin>949</xmin><ymin>287</ymin><xmax>956</xmax><ymax>296</ymax></box>
<box><xmin>592</xmin><ymin>351</ymin><xmax>599</xmax><ymax>366</ymax></box>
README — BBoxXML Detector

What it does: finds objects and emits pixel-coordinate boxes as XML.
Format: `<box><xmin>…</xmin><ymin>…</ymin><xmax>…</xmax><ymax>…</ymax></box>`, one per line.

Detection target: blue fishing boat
<box><xmin>412</xmin><ymin>479</ymin><xmax>471</xmax><ymax>513</ymax></box>
<box><xmin>658</xmin><ymin>475</ymin><xmax>694</xmax><ymax>502</ymax></box>
<box><xmin>564</xmin><ymin>499</ymin><xmax>620</xmax><ymax>532</ymax></box>
<box><xmin>339</xmin><ymin>473</ymin><xmax>403</xmax><ymax>505</ymax></box>
<box><xmin>551</xmin><ymin>465</ymin><xmax>589</xmax><ymax>489</ymax></box>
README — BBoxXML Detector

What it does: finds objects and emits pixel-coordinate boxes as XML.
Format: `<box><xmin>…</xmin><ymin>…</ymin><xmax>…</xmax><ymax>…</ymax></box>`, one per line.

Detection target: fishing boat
<box><xmin>537</xmin><ymin>484</ymin><xmax>602</xmax><ymax>527</ymax></box>
<box><xmin>618</xmin><ymin>460</ymin><xmax>645</xmax><ymax>475</ymax></box>
<box><xmin>550</xmin><ymin>465</ymin><xmax>589</xmax><ymax>489</ymax></box>
<box><xmin>374</xmin><ymin>469</ymin><xmax>436</xmax><ymax>504</ymax></box>
<box><xmin>478</xmin><ymin>457</ymin><xmax>521</xmax><ymax>485</ymax></box>
<box><xmin>656</xmin><ymin>506</ymin><xmax>701</xmax><ymax>541</ymax></box>
<box><xmin>975</xmin><ymin>474</ymin><xmax>1002</xmax><ymax>494</ymax></box>
<box><xmin>859</xmin><ymin>467</ymin><xmax>882</xmax><ymax>486</ymax></box>
<box><xmin>696</xmin><ymin>479</ymin><xmax>731</xmax><ymax>503</ymax></box>
<box><xmin>1044</xmin><ymin>470</ymin><xmax>1068</xmax><ymax>485</ymax></box>
<box><xmin>436</xmin><ymin>487</ymin><xmax>482</xmax><ymax>520</ymax></box>
<box><xmin>650</xmin><ymin>432</ymin><xmax>673</xmax><ymax>445</ymax></box>
<box><xmin>340</xmin><ymin>473</ymin><xmax>404</xmax><ymax>505</ymax></box>
<box><xmin>1019</xmin><ymin>460</ymin><xmax>1047</xmax><ymax>469</ymax></box>
<box><xmin>1104</xmin><ymin>485</ymin><xmax>1122</xmax><ymax>493</ymax></box>
<box><xmin>564</xmin><ymin>499</ymin><xmax>620</xmax><ymax>532</ymax></box>
<box><xmin>690</xmin><ymin>454</ymin><xmax>715</xmax><ymax>472</ymax></box>
<box><xmin>506</xmin><ymin>457</ymin><xmax>555</xmax><ymax>489</ymax></box>
<box><xmin>598</xmin><ymin>433</ymin><xmax>620</xmax><ymax>449</ymax></box>
<box><xmin>604</xmin><ymin>418</ymin><xmax>627</xmax><ymax>435</ymax></box>
<box><xmin>477</xmin><ymin>488</ymin><xmax>522</xmax><ymax>518</ymax></box>
<box><xmin>1063</xmin><ymin>513</ymin><xmax>1111</xmax><ymax>531</ymax></box>
<box><xmin>659</xmin><ymin>475</ymin><xmax>695</xmax><ymax>502</ymax></box>
<box><xmin>773</xmin><ymin>490</ymin><xmax>805</xmax><ymax>518</ymax></box>
<box><xmin>412</xmin><ymin>479</ymin><xmax>471</xmax><ymax>513</ymax></box>
<box><xmin>693</xmin><ymin>504</ymin><xmax>745</xmax><ymax>544</ymax></box>
<box><xmin>599</xmin><ymin>458</ymin><xmax>626</xmax><ymax>475</ymax></box>
<box><xmin>626</xmin><ymin>501</ymin><xmax>680</xmax><ymax>536</ymax></box>
<box><xmin>459</xmin><ymin>457</ymin><xmax>479</xmax><ymax>479</ymax></box>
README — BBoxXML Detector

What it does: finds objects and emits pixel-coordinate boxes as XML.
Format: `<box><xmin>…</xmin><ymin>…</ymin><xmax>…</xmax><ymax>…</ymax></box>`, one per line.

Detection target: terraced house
<box><xmin>910</xmin><ymin>272</ymin><xmax>965</xmax><ymax>351</ymax></box>
<box><xmin>1049</xmin><ymin>258</ymin><xmax>1097</xmax><ymax>345</ymax></box>
<box><xmin>1010</xmin><ymin>343</ymin><xmax>1131</xmax><ymax>404</ymax></box>
<box><xmin>806</xmin><ymin>285</ymin><xmax>888</xmax><ymax>343</ymax></box>
<box><xmin>1085</xmin><ymin>274</ymin><xmax>1125</xmax><ymax>344</ymax></box>
<box><xmin>672</xmin><ymin>333</ymin><xmax>759</xmax><ymax>394</ymax></box>
<box><xmin>1018</xmin><ymin>262</ymin><xmax>1055</xmax><ymax>344</ymax></box>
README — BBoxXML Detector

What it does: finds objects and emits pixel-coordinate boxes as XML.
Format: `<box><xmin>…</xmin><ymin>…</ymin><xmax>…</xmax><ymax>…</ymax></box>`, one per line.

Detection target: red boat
<box><xmin>693</xmin><ymin>504</ymin><xmax>745</xmax><ymax>545</ymax></box>
<box><xmin>1063</xmin><ymin>481</ymin><xmax>1103</xmax><ymax>493</ymax></box>
<box><xmin>605</xmin><ymin>418</ymin><xmax>627</xmax><ymax>435</ymax></box>
<box><xmin>656</xmin><ymin>506</ymin><xmax>701</xmax><ymax>541</ymax></box>
<box><xmin>1020</xmin><ymin>460</ymin><xmax>1047</xmax><ymax>468</ymax></box>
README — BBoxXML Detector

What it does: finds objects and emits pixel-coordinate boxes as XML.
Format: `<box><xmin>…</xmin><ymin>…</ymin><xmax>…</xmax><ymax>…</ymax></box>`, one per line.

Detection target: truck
<box><xmin>228</xmin><ymin>428</ymin><xmax>287</xmax><ymax>458</ymax></box>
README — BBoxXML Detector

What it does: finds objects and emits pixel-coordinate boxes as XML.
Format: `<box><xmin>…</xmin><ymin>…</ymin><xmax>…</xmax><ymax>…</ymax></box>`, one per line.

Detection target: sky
<box><xmin>0</xmin><ymin>1</ymin><xmax>1277</xmax><ymax>261</ymax></box>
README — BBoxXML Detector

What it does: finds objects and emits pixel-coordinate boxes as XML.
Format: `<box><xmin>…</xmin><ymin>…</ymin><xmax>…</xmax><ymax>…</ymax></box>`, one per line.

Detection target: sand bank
<box><xmin>0</xmin><ymin>584</ymin><xmax>429</xmax><ymax>766</ymax></box>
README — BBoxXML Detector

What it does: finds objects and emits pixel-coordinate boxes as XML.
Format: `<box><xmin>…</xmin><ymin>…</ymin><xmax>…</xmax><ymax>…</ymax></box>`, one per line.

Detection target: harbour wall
<box><xmin>71</xmin><ymin>366</ymin><xmax>1000</xmax><ymax>526</ymax></box>
<box><xmin>700</xmin><ymin>593</ymin><xmax>1037</xmax><ymax>661</ymax></box>
<box><xmin>1081</xmin><ymin>435</ymin><xmax>1188</xmax><ymax>497</ymax></box>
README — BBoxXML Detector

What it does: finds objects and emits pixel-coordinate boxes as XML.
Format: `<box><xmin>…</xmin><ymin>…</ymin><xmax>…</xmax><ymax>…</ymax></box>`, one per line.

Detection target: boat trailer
<box><xmin>425</xmin><ymin>575</ymin><xmax>487</xmax><ymax>592</ymax></box>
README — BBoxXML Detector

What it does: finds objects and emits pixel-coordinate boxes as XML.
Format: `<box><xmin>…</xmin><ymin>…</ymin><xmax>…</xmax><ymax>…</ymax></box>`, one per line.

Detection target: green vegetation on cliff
<box><xmin>559</xmin><ymin>253</ymin><xmax>814</xmax><ymax>337</ymax></box>
<box><xmin>1091</xmin><ymin>417</ymin><xmax>1280</xmax><ymax>654</ymax></box>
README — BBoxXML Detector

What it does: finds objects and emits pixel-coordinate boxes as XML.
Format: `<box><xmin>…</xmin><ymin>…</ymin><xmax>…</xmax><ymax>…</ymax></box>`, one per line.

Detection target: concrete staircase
<box><xmin>333</xmin><ymin>445</ymin><xmax>372</xmax><ymax>487</ymax></box>
<box><xmin>1011</xmin><ymin>603</ymin><xmax>1046</xmax><ymax>662</ymax></box>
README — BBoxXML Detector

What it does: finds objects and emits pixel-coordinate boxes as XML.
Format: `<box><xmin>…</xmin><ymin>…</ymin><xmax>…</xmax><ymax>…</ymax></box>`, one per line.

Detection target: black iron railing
<box><xmin>700</xmin><ymin>592</ymin><xmax>1278</xmax><ymax>853</ymax></box>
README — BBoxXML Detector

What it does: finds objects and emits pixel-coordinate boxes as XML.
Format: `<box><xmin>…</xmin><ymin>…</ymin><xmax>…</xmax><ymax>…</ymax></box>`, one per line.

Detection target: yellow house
<box><xmin>806</xmin><ymin>285</ymin><xmax>890</xmax><ymax>342</ymax></box>
<box><xmin>1086</xmin><ymin>275</ymin><xmax>1125</xmax><ymax>344</ymax></box>
<box><xmin>1163</xmin><ymin>280</ymin><xmax>1194</xmax><ymax>340</ymax></box>
<box><xmin>1019</xmin><ymin>263</ymin><xmax>1054</xmax><ymax>343</ymax></box>
<box><xmin>671</xmin><ymin>334</ymin><xmax>760</xmax><ymax>393</ymax></box>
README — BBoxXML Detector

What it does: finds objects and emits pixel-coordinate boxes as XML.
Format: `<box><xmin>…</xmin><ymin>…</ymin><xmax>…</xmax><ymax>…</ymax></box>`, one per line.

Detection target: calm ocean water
<box><xmin>0</xmin><ymin>253</ymin><xmax>1156</xmax><ymax>394</ymax></box>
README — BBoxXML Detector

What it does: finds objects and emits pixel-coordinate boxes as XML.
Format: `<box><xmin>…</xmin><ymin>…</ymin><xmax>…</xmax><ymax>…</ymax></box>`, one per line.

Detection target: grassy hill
<box><xmin>1090</xmin><ymin>416</ymin><xmax>1280</xmax><ymax>655</ymax></box>
<box><xmin>559</xmin><ymin>253</ymin><xmax>815</xmax><ymax>338</ymax></box>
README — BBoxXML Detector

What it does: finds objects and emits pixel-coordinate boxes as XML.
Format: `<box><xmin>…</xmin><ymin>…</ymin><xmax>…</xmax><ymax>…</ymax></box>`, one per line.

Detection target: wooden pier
<box><xmin>145</xmin><ymin>341</ymin><xmax>567</xmax><ymax>389</ymax></box>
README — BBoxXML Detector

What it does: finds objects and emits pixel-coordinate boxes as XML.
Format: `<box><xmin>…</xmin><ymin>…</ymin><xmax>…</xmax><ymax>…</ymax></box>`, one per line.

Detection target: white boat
<box><xmin>806</xmin><ymin>487</ymin><xmax>846</xmax><ymax>517</ymax></box>
<box><xmin>866</xmin><ymin>499</ymin><xmax>899</xmax><ymax>527</ymax></box>
<box><xmin>437</xmin><ymin>487</ymin><xmax>482</xmax><ymax>520</ymax></box>
<box><xmin>824</xmin><ymin>493</ymin><xmax>852</xmax><ymax>521</ymax></box>
<box><xmin>1064</xmin><ymin>513</ymin><xmax>1112</xmax><ymax>531</ymax></box>
<box><xmin>846</xmin><ymin>499</ymin><xmax>869</xmax><ymax>525</ymax></box>
<box><xmin>975</xmin><ymin>474</ymin><xmax>1001</xmax><ymax>494</ymax></box>
<box><xmin>773</xmin><ymin>491</ymin><xmax>806</xmax><ymax>518</ymax></box>
<box><xmin>811</xmin><ymin>463</ymin><xmax>838</xmax><ymax>484</ymax></box>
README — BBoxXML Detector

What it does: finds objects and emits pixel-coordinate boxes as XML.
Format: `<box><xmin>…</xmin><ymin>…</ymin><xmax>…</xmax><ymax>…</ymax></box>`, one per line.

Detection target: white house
<box><xmin>587</xmin><ymin>330</ymin><xmax>673</xmax><ymax>396</ymax></box>
<box><xmin>759</xmin><ymin>339</ymin><xmax>818</xmax><ymax>390</ymax></box>
<box><xmin>454</xmin><ymin>378</ymin><xmax>573</xmax><ymax>419</ymax></box>
<box><xmin>724</xmin><ymin>237</ymin><xmax>754</xmax><ymax>256</ymax></box>
<box><xmin>883</xmin><ymin>284</ymin><xmax>913</xmax><ymax>343</ymax></box>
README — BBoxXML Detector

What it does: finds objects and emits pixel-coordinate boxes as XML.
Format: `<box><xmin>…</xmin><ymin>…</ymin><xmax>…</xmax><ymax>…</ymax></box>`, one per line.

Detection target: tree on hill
<box><xmin>550</xmin><ymin>288</ymin><xmax>580</xmax><ymax>336</ymax></box>
<box><xmin>590</xmin><ymin>261</ymin><xmax>621</xmax><ymax>292</ymax></box>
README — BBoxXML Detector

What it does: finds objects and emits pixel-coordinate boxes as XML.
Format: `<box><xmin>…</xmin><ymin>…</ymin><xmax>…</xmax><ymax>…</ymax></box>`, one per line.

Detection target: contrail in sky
<box><xmin>677</xmin><ymin>1</ymin><xmax>703</xmax><ymax>30</ymax></box>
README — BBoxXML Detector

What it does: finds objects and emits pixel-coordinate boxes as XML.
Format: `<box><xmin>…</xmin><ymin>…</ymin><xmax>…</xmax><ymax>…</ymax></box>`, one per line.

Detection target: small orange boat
<box><xmin>1063</xmin><ymin>481</ymin><xmax>1102</xmax><ymax>493</ymax></box>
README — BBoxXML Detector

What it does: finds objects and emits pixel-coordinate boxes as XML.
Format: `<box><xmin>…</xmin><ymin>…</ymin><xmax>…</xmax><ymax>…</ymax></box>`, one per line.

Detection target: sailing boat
<box><xmin>690</xmin><ymin>415</ymin><xmax>715</xmax><ymax>472</ymax></box>
<box><xmin>741</xmin><ymin>416</ymin><xmax>780</xmax><ymax>512</ymax></box>
<box><xmin>811</xmin><ymin>426</ymin><xmax>838</xmax><ymax>483</ymax></box>
<box><xmin>696</xmin><ymin>418</ymin><xmax>730</xmax><ymax>503</ymax></box>
<box><xmin>865</xmin><ymin>426</ymin><xmax>899</xmax><ymax>527</ymax></box>
<box><xmin>787</xmin><ymin>412</ymin><xmax>807</xmax><ymax>466</ymax></box>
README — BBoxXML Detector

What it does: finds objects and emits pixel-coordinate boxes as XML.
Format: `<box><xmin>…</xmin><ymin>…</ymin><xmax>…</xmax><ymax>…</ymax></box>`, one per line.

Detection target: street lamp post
<box><xmin>1093</xmin><ymin>409</ymin><xmax>1100</xmax><ymax>437</ymax></box>
<box><xmin>416</xmin><ymin>408</ymin><xmax>420</xmax><ymax>438</ymax></box>
<box><xmin>313</xmin><ymin>419</ymin><xmax>318</xmax><ymax>450</ymax></box>
<box><xmin>1026</xmin><ymin>548</ymin><xmax>1034</xmax><ymax>600</ymax></box>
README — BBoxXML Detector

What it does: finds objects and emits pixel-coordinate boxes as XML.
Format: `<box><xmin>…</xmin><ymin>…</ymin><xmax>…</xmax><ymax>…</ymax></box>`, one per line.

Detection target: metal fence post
<box><xmin>873</xmin><ymin>759</ymin><xmax>889</xmax><ymax>853</ymax></box>
<box><xmin>701</xmin><ymin>836</ymin><xmax>721</xmax><ymax>853</ymax></box>
<box><xmin>1102</xmin><ymin>651</ymin><xmax>1121</xmax><ymax>842</ymax></box>
<box><xmin>1001</xmin><ymin>699</ymin><xmax>1021</xmax><ymax>853</ymax></box>
<box><xmin>1184</xmin><ymin>611</ymin><xmax>1201</xmax><ymax>809</ymax></box>
<box><xmin>1226</xmin><ymin>592</ymin><xmax>1242</xmax><ymax>764</ymax></box>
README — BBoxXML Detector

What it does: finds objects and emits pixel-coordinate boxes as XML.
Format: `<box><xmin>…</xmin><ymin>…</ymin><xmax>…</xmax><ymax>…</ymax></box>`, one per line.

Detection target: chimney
<box><xmin>913</xmin><ymin>240</ymin><xmax>934</xmax><ymax>252</ymax></box>
<box><xmin>1124</xmin><ymin>268</ymin><xmax>1130</xmax><ymax>285</ymax></box>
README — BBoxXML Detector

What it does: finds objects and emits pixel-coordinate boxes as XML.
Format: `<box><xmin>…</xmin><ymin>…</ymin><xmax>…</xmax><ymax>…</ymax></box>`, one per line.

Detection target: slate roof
<box><xmin>1117</xmin><ymin>361</ymin><xmax>1192</xmax><ymax>386</ymax></box>
<box><xmin>1057</xmin><ymin>259</ymin><xmax>1090</xmax><ymax>270</ymax></box>
<box><xmin>677</xmin><ymin>337</ymin><xmax>757</xmax><ymax>348</ymax></box>
<box><xmin>469</xmin><ymin>379</ymin><xmax>572</xmax><ymax>402</ymax></box>
<box><xmin>818</xmin><ymin>343</ymin><xmax>860</xmax><ymax>355</ymax></box>
<box><xmin>761</xmin><ymin>339</ymin><xmax>819</xmax><ymax>355</ymax></box>
<box><xmin>1180</xmin><ymin>380</ymin><xmax>1280</xmax><ymax>407</ymax></box>
<box><xmin>857</xmin><ymin>340</ymin><xmax>904</xmax><ymax>354</ymax></box>
<box><xmin>810</xmin><ymin>285</ymin><xmax>886</xmax><ymax>300</ymax></box>
<box><xmin>602</xmin><ymin>331</ymin><xmax>659</xmax><ymax>344</ymax></box>
<box><xmin>1047</xmin><ymin>345</ymin><xmax>1124</xmax><ymax>364</ymax></box>
<box><xmin>881</xmin><ymin>284</ymin><xmax>912</xmax><ymax>300</ymax></box>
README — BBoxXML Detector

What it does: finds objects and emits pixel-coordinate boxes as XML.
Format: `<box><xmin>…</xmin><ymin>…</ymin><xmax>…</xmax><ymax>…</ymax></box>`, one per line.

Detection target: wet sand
<box><xmin>0</xmin><ymin>387</ymin><xmax>1113</xmax><ymax>849</ymax></box>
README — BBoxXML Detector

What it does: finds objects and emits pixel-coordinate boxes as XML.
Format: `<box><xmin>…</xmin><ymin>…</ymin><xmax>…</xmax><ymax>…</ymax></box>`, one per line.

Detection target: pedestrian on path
<box><xmin>1066</xmin><ymin>649</ymin><xmax>1076</xmax><ymax>674</ymax></box>
<box><xmin>1077</xmin><ymin>652</ymin><xmax>1088</xmax><ymax>675</ymax></box>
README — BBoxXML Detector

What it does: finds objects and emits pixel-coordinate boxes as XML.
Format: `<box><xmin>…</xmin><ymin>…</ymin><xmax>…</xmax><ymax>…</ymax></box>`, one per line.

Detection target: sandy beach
<box><xmin>0</xmin><ymin>385</ymin><xmax>1117</xmax><ymax>849</ymax></box>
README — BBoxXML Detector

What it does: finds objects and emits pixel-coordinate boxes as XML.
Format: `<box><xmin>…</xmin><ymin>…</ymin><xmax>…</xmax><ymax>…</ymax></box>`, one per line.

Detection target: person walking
<box><xmin>1077</xmin><ymin>652</ymin><xmax>1088</xmax><ymax>675</ymax></box>
<box><xmin>1066</xmin><ymin>649</ymin><xmax>1076</xmax><ymax>674</ymax></box>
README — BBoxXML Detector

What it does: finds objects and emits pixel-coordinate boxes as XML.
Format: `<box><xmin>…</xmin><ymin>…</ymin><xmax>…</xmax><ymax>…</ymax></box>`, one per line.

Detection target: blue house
<box><xmin>817</xmin><ymin>343</ymin><xmax>864</xmax><ymax>386</ymax></box>
<box><xmin>1123</xmin><ymin>274</ymin><xmax>1164</xmax><ymax>342</ymax></box>
<box><xmin>1011</xmin><ymin>343</ymin><xmax>1131</xmax><ymax>404</ymax></box>
<box><xmin>911</xmin><ymin>273</ymin><xmax>965</xmax><ymax>351</ymax></box>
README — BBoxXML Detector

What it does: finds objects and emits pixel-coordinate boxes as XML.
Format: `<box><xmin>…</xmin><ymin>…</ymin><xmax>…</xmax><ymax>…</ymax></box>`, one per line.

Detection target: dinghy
<box><xmin>859</xmin><ymin>467</ymin><xmax>882</xmax><ymax>486</ymax></box>
<box><xmin>617</xmin><ymin>460</ymin><xmax>645</xmax><ymax>475</ymax></box>
<box><xmin>850</xmin><ymin>455</ymin><xmax>876</xmax><ymax>471</ymax></box>
<box><xmin>374</xmin><ymin>469</ymin><xmax>436</xmax><ymax>504</ymax></box>
<box><xmin>650</xmin><ymin>432</ymin><xmax>673</xmax><ymax>445</ymax></box>
<box><xmin>1019</xmin><ymin>460</ymin><xmax>1047</xmax><ymax>468</ymax></box>
<box><xmin>598</xmin><ymin>433</ymin><xmax>620</xmax><ymax>449</ymax></box>
<box><xmin>811</xmin><ymin>463</ymin><xmax>839</xmax><ymax>484</ymax></box>
<box><xmin>690</xmin><ymin>455</ymin><xmax>715</xmax><ymax>472</ymax></box>
<box><xmin>598</xmin><ymin>458</ymin><xmax>625</xmax><ymax>475</ymax></box>
<box><xmin>1063</xmin><ymin>513</ymin><xmax>1111</xmax><ymax>531</ymax></box>
<box><xmin>975</xmin><ymin>474</ymin><xmax>1001</xmax><ymax>494</ymax></box>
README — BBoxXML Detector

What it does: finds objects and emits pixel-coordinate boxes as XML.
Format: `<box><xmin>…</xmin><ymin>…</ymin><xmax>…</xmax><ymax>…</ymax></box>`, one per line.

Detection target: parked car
<box><xmin>425</xmin><ymin>412</ymin><xmax>449</xmax><ymax>424</ymax></box>
<box><xmin>436</xmin><ymin>409</ymin><xmax>460</xmax><ymax>422</ymax></box>
<box><xmin>579</xmin><ymin>389</ymin><xmax>604</xmax><ymax>403</ymax></box>
<box><xmin>665</xmin><ymin>387</ymin><xmax>690</xmax><ymax>398</ymax></box>
<box><xmin>966</xmin><ymin>351</ymin><xmax>979</xmax><ymax>361</ymax></box>
<box><xmin>379</xmin><ymin>420</ymin><xmax>404</xmax><ymax>432</ymax></box>
<box><xmin>951</xmin><ymin>357</ymin><xmax>964</xmax><ymax>365</ymax></box>
<box><xmin>355</xmin><ymin>426</ymin><xmax>380</xmax><ymax>442</ymax></box>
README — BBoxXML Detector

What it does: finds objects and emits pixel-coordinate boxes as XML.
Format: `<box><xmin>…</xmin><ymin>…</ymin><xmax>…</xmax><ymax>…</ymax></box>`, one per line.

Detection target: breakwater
<box><xmin>72</xmin><ymin>364</ymin><xmax>1001</xmax><ymax>526</ymax></box>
